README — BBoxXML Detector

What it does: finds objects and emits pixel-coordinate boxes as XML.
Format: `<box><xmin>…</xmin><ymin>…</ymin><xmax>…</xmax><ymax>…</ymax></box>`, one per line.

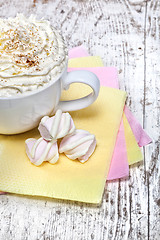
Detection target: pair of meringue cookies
<box><xmin>25</xmin><ymin>109</ymin><xmax>97</xmax><ymax>166</ymax></box>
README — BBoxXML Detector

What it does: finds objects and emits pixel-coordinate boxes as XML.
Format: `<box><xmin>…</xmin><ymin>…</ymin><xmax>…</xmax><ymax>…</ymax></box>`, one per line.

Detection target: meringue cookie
<box><xmin>59</xmin><ymin>129</ymin><xmax>97</xmax><ymax>163</ymax></box>
<box><xmin>38</xmin><ymin>109</ymin><xmax>76</xmax><ymax>141</ymax></box>
<box><xmin>25</xmin><ymin>137</ymin><xmax>59</xmax><ymax>166</ymax></box>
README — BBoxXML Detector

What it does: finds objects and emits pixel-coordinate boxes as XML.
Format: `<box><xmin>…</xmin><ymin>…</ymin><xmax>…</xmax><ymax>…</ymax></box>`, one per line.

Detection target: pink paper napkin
<box><xmin>124</xmin><ymin>107</ymin><xmax>152</xmax><ymax>147</ymax></box>
<box><xmin>69</xmin><ymin>46</ymin><xmax>89</xmax><ymax>59</ymax></box>
<box><xmin>68</xmin><ymin>66</ymin><xmax>129</xmax><ymax>180</ymax></box>
<box><xmin>107</xmin><ymin>119</ymin><xmax>128</xmax><ymax>180</ymax></box>
<box><xmin>68</xmin><ymin>46</ymin><xmax>151</xmax><ymax>180</ymax></box>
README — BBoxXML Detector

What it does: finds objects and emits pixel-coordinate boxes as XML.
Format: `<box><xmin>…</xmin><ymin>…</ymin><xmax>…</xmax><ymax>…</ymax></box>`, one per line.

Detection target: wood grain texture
<box><xmin>145</xmin><ymin>1</ymin><xmax>160</xmax><ymax>239</ymax></box>
<box><xmin>0</xmin><ymin>0</ymin><xmax>159</xmax><ymax>239</ymax></box>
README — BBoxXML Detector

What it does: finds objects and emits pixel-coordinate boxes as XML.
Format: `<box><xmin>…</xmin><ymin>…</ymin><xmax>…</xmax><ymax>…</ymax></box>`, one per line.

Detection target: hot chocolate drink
<box><xmin>0</xmin><ymin>14</ymin><xmax>67</xmax><ymax>97</ymax></box>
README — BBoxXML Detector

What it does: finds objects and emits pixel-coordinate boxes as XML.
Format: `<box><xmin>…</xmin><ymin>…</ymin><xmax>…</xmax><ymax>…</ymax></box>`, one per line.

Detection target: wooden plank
<box><xmin>145</xmin><ymin>1</ymin><xmax>160</xmax><ymax>239</ymax></box>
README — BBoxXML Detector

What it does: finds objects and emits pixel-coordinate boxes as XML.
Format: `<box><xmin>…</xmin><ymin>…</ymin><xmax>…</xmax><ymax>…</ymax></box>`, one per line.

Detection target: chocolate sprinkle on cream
<box><xmin>0</xmin><ymin>14</ymin><xmax>68</xmax><ymax>97</ymax></box>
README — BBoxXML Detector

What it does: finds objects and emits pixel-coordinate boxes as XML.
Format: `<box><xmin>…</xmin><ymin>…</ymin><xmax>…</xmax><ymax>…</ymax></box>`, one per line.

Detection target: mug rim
<box><xmin>0</xmin><ymin>60</ymin><xmax>68</xmax><ymax>101</ymax></box>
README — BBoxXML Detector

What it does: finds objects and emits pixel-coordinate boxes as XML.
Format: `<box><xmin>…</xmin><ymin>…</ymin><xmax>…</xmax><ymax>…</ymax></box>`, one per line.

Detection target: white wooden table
<box><xmin>0</xmin><ymin>0</ymin><xmax>159</xmax><ymax>239</ymax></box>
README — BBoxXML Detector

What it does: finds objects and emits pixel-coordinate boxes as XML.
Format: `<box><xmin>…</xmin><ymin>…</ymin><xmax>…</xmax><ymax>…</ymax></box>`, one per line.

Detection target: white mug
<box><xmin>0</xmin><ymin>64</ymin><xmax>100</xmax><ymax>134</ymax></box>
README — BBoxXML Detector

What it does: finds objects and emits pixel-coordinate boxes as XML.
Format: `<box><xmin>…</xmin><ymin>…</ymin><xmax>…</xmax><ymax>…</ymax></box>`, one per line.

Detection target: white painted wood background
<box><xmin>0</xmin><ymin>0</ymin><xmax>159</xmax><ymax>239</ymax></box>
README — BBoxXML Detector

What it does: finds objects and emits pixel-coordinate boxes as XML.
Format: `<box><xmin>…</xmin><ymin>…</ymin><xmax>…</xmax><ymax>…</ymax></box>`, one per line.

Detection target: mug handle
<box><xmin>57</xmin><ymin>70</ymin><xmax>100</xmax><ymax>112</ymax></box>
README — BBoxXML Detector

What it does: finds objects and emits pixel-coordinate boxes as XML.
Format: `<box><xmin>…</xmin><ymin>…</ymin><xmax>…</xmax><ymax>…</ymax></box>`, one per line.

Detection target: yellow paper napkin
<box><xmin>68</xmin><ymin>56</ymin><xmax>103</xmax><ymax>68</ymax></box>
<box><xmin>123</xmin><ymin>115</ymin><xmax>143</xmax><ymax>164</ymax></box>
<box><xmin>68</xmin><ymin>56</ymin><xmax>143</xmax><ymax>165</ymax></box>
<box><xmin>0</xmin><ymin>87</ymin><xmax>126</xmax><ymax>203</ymax></box>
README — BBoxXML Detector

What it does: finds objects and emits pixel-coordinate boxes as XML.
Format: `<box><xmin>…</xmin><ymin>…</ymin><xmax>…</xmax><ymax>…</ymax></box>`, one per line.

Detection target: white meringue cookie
<box><xmin>38</xmin><ymin>109</ymin><xmax>76</xmax><ymax>141</ymax></box>
<box><xmin>25</xmin><ymin>137</ymin><xmax>59</xmax><ymax>166</ymax></box>
<box><xmin>59</xmin><ymin>129</ymin><xmax>97</xmax><ymax>163</ymax></box>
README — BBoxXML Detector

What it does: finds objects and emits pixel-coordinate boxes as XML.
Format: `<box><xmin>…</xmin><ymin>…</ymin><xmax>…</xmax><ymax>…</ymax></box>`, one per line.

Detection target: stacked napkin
<box><xmin>0</xmin><ymin>46</ymin><xmax>151</xmax><ymax>203</ymax></box>
<box><xmin>68</xmin><ymin>46</ymin><xmax>152</xmax><ymax>178</ymax></box>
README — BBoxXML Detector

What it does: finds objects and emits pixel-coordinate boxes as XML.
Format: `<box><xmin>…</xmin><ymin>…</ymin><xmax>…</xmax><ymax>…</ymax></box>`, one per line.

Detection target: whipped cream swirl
<box><xmin>0</xmin><ymin>14</ymin><xmax>68</xmax><ymax>97</ymax></box>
